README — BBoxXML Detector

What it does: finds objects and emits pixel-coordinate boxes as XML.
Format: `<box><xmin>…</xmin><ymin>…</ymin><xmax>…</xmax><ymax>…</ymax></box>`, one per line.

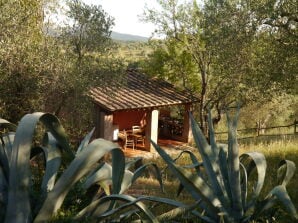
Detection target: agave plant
<box><xmin>0</xmin><ymin>112</ymin><xmax>165</xmax><ymax>223</ymax></box>
<box><xmin>151</xmin><ymin>109</ymin><xmax>298</xmax><ymax>223</ymax></box>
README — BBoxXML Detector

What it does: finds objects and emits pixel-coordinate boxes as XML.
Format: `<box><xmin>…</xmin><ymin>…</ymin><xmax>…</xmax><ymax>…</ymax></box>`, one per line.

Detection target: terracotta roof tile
<box><xmin>89</xmin><ymin>69</ymin><xmax>198</xmax><ymax>111</ymax></box>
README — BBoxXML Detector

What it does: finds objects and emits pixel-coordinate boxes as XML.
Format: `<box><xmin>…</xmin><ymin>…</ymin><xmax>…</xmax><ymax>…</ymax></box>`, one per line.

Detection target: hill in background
<box><xmin>111</xmin><ymin>31</ymin><xmax>149</xmax><ymax>42</ymax></box>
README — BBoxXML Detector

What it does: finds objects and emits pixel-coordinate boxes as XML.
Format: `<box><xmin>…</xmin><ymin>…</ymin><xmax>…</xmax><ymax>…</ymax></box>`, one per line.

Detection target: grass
<box><xmin>51</xmin><ymin>137</ymin><xmax>297</xmax><ymax>222</ymax></box>
<box><xmin>239</xmin><ymin>139</ymin><xmax>298</xmax><ymax>223</ymax></box>
<box><xmin>128</xmin><ymin>137</ymin><xmax>298</xmax><ymax>222</ymax></box>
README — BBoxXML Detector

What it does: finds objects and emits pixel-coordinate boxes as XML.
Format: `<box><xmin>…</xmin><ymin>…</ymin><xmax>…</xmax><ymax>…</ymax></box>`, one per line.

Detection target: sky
<box><xmin>83</xmin><ymin>0</ymin><xmax>158</xmax><ymax>37</ymax></box>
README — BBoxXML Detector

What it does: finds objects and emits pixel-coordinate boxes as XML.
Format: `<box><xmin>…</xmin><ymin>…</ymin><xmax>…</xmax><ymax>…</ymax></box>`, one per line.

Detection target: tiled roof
<box><xmin>89</xmin><ymin>69</ymin><xmax>198</xmax><ymax>112</ymax></box>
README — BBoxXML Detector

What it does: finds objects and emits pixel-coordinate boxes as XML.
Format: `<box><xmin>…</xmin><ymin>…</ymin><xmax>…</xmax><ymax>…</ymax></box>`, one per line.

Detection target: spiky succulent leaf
<box><xmin>240</xmin><ymin>152</ymin><xmax>267</xmax><ymax>210</ymax></box>
<box><xmin>0</xmin><ymin>133</ymin><xmax>12</xmax><ymax>182</ymax></box>
<box><xmin>125</xmin><ymin>157</ymin><xmax>143</xmax><ymax>170</ymax></box>
<box><xmin>0</xmin><ymin>164</ymin><xmax>8</xmax><ymax>202</ymax></box>
<box><xmin>0</xmin><ymin>119</ymin><xmax>17</xmax><ymax>132</ymax></box>
<box><xmin>40</xmin><ymin>133</ymin><xmax>62</xmax><ymax>194</ymax></box>
<box><xmin>84</xmin><ymin>163</ymin><xmax>133</xmax><ymax>195</ymax></box>
<box><xmin>253</xmin><ymin>185</ymin><xmax>298</xmax><ymax>221</ymax></box>
<box><xmin>226</xmin><ymin>109</ymin><xmax>243</xmax><ymax>219</ymax></box>
<box><xmin>277</xmin><ymin>160</ymin><xmax>296</xmax><ymax>187</ymax></box>
<box><xmin>0</xmin><ymin>132</ymin><xmax>15</xmax><ymax>165</ymax></box>
<box><xmin>83</xmin><ymin>163</ymin><xmax>113</xmax><ymax>191</ymax></box>
<box><xmin>5</xmin><ymin>112</ymin><xmax>71</xmax><ymax>223</ymax></box>
<box><xmin>76</xmin><ymin>127</ymin><xmax>95</xmax><ymax>155</ymax></box>
<box><xmin>218</xmin><ymin>146</ymin><xmax>233</xmax><ymax>205</ymax></box>
<box><xmin>268</xmin><ymin>186</ymin><xmax>298</xmax><ymax>219</ymax></box>
<box><xmin>190</xmin><ymin>113</ymin><xmax>231</xmax><ymax>214</ymax></box>
<box><xmin>151</xmin><ymin>140</ymin><xmax>221</xmax><ymax>220</ymax></box>
<box><xmin>78</xmin><ymin>194</ymin><xmax>159</xmax><ymax>223</ymax></box>
<box><xmin>132</xmin><ymin>163</ymin><xmax>164</xmax><ymax>193</ymax></box>
<box><xmin>34</xmin><ymin>139</ymin><xmax>123</xmax><ymax>222</ymax></box>
<box><xmin>173</xmin><ymin>150</ymin><xmax>202</xmax><ymax>173</ymax></box>
<box><xmin>172</xmin><ymin>150</ymin><xmax>203</xmax><ymax>197</ymax></box>
<box><xmin>112</xmin><ymin>148</ymin><xmax>126</xmax><ymax>194</ymax></box>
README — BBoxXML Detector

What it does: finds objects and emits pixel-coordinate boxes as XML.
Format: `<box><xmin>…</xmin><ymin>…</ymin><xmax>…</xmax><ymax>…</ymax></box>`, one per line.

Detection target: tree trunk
<box><xmin>199</xmin><ymin>68</ymin><xmax>208</xmax><ymax>136</ymax></box>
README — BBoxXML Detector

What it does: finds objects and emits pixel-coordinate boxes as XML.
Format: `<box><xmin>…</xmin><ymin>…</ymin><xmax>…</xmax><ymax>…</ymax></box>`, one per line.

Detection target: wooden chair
<box><xmin>132</xmin><ymin>125</ymin><xmax>142</xmax><ymax>134</ymax></box>
<box><xmin>124</xmin><ymin>130</ymin><xmax>135</xmax><ymax>150</ymax></box>
<box><xmin>132</xmin><ymin>125</ymin><xmax>145</xmax><ymax>146</ymax></box>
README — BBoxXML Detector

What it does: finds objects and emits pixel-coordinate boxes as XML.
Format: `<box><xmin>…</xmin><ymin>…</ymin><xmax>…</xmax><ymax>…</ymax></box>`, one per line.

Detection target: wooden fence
<box><xmin>215</xmin><ymin>119</ymin><xmax>298</xmax><ymax>142</ymax></box>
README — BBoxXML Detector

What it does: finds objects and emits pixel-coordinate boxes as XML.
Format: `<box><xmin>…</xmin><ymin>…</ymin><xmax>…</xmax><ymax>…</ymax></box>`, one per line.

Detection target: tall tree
<box><xmin>143</xmin><ymin>0</ymin><xmax>258</xmax><ymax>134</ymax></box>
<box><xmin>0</xmin><ymin>0</ymin><xmax>45</xmax><ymax>121</ymax></box>
<box><xmin>143</xmin><ymin>0</ymin><xmax>297</xmax><ymax>135</ymax></box>
<box><xmin>64</xmin><ymin>0</ymin><xmax>115</xmax><ymax>62</ymax></box>
<box><xmin>46</xmin><ymin>0</ymin><xmax>124</xmax><ymax>137</ymax></box>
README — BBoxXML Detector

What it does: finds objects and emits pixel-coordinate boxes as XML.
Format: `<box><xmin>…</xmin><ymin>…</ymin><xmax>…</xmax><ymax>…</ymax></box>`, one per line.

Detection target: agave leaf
<box><xmin>125</xmin><ymin>156</ymin><xmax>143</xmax><ymax>170</ymax></box>
<box><xmin>39</xmin><ymin>114</ymin><xmax>74</xmax><ymax>161</ymax></box>
<box><xmin>112</xmin><ymin>148</ymin><xmax>125</xmax><ymax>194</ymax></box>
<box><xmin>83</xmin><ymin>163</ymin><xmax>113</xmax><ymax>191</ymax></box>
<box><xmin>257</xmin><ymin>185</ymin><xmax>298</xmax><ymax>220</ymax></box>
<box><xmin>76</xmin><ymin>127</ymin><xmax>95</xmax><ymax>155</ymax></box>
<box><xmin>173</xmin><ymin>150</ymin><xmax>203</xmax><ymax>174</ymax></box>
<box><xmin>0</xmin><ymin>118</ymin><xmax>16</xmax><ymax>177</ymax></box>
<box><xmin>218</xmin><ymin>146</ymin><xmax>233</xmax><ymax>204</ymax></box>
<box><xmin>132</xmin><ymin>163</ymin><xmax>164</xmax><ymax>193</ymax></box>
<box><xmin>34</xmin><ymin>139</ymin><xmax>123</xmax><ymax>223</ymax></box>
<box><xmin>0</xmin><ymin>118</ymin><xmax>17</xmax><ymax>132</ymax></box>
<box><xmin>226</xmin><ymin>108</ymin><xmax>243</xmax><ymax>219</ymax></box>
<box><xmin>118</xmin><ymin>196</ymin><xmax>214</xmax><ymax>223</ymax></box>
<box><xmin>240</xmin><ymin>152</ymin><xmax>266</xmax><ymax>210</ymax></box>
<box><xmin>86</xmin><ymin>194</ymin><xmax>159</xmax><ymax>223</ymax></box>
<box><xmin>84</xmin><ymin>163</ymin><xmax>133</xmax><ymax>195</ymax></box>
<box><xmin>189</xmin><ymin>113</ymin><xmax>210</xmax><ymax>154</ymax></box>
<box><xmin>0</xmin><ymin>165</ymin><xmax>8</xmax><ymax>203</ymax></box>
<box><xmin>0</xmin><ymin>134</ymin><xmax>10</xmax><ymax>182</ymax></box>
<box><xmin>120</xmin><ymin>170</ymin><xmax>134</xmax><ymax>194</ymax></box>
<box><xmin>1</xmin><ymin>132</ymin><xmax>15</xmax><ymax>165</ymax></box>
<box><xmin>135</xmin><ymin>196</ymin><xmax>215</xmax><ymax>223</ymax></box>
<box><xmin>190</xmin><ymin>113</ymin><xmax>229</xmax><ymax>212</ymax></box>
<box><xmin>75</xmin><ymin>197</ymin><xmax>111</xmax><ymax>221</ymax></box>
<box><xmin>277</xmin><ymin>160</ymin><xmax>296</xmax><ymax>186</ymax></box>
<box><xmin>152</xmin><ymin>140</ymin><xmax>220</xmax><ymax>219</ymax></box>
<box><xmin>174</xmin><ymin>151</ymin><xmax>204</xmax><ymax>197</ymax></box>
<box><xmin>40</xmin><ymin>133</ymin><xmax>62</xmax><ymax>194</ymax></box>
<box><xmin>239</xmin><ymin>162</ymin><xmax>248</xmax><ymax>210</ymax></box>
<box><xmin>5</xmin><ymin>112</ymin><xmax>71</xmax><ymax>223</ymax></box>
<box><xmin>0</xmin><ymin>165</ymin><xmax>7</xmax><ymax>220</ymax></box>
<box><xmin>156</xmin><ymin>202</ymin><xmax>215</xmax><ymax>223</ymax></box>
<box><xmin>271</xmin><ymin>186</ymin><xmax>297</xmax><ymax>218</ymax></box>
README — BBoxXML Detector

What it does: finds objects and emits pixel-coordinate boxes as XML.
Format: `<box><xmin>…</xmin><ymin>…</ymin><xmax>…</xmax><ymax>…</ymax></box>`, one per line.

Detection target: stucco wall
<box><xmin>113</xmin><ymin>110</ymin><xmax>147</xmax><ymax>130</ymax></box>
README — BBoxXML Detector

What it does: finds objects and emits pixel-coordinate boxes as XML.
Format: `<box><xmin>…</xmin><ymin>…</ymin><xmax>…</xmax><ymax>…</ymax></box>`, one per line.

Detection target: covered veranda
<box><xmin>89</xmin><ymin>69</ymin><xmax>198</xmax><ymax>152</ymax></box>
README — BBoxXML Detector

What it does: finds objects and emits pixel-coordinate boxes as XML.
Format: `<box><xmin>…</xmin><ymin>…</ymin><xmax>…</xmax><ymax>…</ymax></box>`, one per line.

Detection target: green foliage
<box><xmin>0</xmin><ymin>0</ymin><xmax>126</xmax><ymax>142</ymax></box>
<box><xmin>0</xmin><ymin>0</ymin><xmax>46</xmax><ymax>121</ymax></box>
<box><xmin>143</xmin><ymin>0</ymin><xmax>297</xmax><ymax>134</ymax></box>
<box><xmin>64</xmin><ymin>0</ymin><xmax>115</xmax><ymax>61</ymax></box>
<box><xmin>151</xmin><ymin>109</ymin><xmax>298</xmax><ymax>222</ymax></box>
<box><xmin>0</xmin><ymin>113</ymin><xmax>166</xmax><ymax>222</ymax></box>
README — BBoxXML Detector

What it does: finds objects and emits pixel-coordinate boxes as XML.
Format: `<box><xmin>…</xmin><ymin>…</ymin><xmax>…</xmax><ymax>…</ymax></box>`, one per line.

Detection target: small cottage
<box><xmin>89</xmin><ymin>69</ymin><xmax>198</xmax><ymax>152</ymax></box>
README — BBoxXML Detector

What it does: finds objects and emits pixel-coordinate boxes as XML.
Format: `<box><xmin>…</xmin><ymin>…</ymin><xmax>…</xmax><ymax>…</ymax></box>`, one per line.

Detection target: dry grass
<box><xmin>127</xmin><ymin>137</ymin><xmax>298</xmax><ymax>222</ymax></box>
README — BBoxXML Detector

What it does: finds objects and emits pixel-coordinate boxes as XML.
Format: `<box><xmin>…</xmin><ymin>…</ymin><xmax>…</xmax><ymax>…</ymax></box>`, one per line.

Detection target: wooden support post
<box><xmin>145</xmin><ymin>109</ymin><xmax>159</xmax><ymax>152</ymax></box>
<box><xmin>182</xmin><ymin>104</ymin><xmax>192</xmax><ymax>143</ymax></box>
<box><xmin>95</xmin><ymin>106</ymin><xmax>113</xmax><ymax>141</ymax></box>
